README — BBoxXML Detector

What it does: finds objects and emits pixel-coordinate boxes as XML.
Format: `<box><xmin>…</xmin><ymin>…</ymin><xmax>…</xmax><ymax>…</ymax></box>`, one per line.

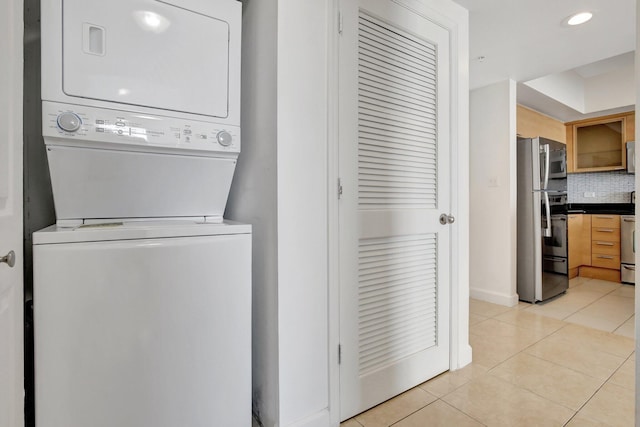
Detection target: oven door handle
<box><xmin>543</xmin><ymin>256</ymin><xmax>567</xmax><ymax>263</ymax></box>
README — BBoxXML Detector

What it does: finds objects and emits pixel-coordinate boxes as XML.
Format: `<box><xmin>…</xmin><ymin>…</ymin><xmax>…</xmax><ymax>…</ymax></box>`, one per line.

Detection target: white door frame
<box><xmin>327</xmin><ymin>0</ymin><xmax>470</xmax><ymax>424</ymax></box>
<box><xmin>0</xmin><ymin>0</ymin><xmax>24</xmax><ymax>426</ymax></box>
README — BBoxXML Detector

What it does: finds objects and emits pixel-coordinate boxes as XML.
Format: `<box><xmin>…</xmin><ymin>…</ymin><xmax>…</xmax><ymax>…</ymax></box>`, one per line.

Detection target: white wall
<box><xmin>524</xmin><ymin>71</ymin><xmax>585</xmax><ymax>112</ymax></box>
<box><xmin>225</xmin><ymin>0</ymin><xmax>279</xmax><ymax>424</ymax></box>
<box><xmin>227</xmin><ymin>1</ymin><xmax>331</xmax><ymax>426</ymax></box>
<box><xmin>585</xmin><ymin>65</ymin><xmax>635</xmax><ymax>112</ymax></box>
<box><xmin>469</xmin><ymin>80</ymin><xmax>519</xmax><ymax>306</ymax></box>
<box><xmin>277</xmin><ymin>1</ymin><xmax>330</xmax><ymax>426</ymax></box>
<box><xmin>524</xmin><ymin>65</ymin><xmax>635</xmax><ymax>117</ymax></box>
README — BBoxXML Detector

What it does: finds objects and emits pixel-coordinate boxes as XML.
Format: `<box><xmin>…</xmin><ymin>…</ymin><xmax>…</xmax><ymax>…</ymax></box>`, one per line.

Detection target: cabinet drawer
<box><xmin>591</xmin><ymin>215</ymin><xmax>620</xmax><ymax>228</ymax></box>
<box><xmin>591</xmin><ymin>228</ymin><xmax>621</xmax><ymax>242</ymax></box>
<box><xmin>591</xmin><ymin>241</ymin><xmax>620</xmax><ymax>256</ymax></box>
<box><xmin>591</xmin><ymin>254</ymin><xmax>621</xmax><ymax>270</ymax></box>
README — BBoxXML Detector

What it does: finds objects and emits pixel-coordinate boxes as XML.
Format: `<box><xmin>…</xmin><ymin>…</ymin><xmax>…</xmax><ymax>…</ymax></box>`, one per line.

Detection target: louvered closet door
<box><xmin>338</xmin><ymin>0</ymin><xmax>451</xmax><ymax>420</ymax></box>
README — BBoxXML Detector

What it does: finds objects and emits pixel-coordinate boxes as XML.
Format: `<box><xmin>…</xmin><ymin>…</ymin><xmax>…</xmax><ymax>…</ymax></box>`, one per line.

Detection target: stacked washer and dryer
<box><xmin>33</xmin><ymin>1</ymin><xmax>250</xmax><ymax>426</ymax></box>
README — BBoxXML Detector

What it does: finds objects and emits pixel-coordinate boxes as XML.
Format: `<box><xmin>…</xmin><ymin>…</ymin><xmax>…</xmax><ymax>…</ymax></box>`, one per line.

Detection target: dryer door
<box><xmin>62</xmin><ymin>0</ymin><xmax>235</xmax><ymax>118</ymax></box>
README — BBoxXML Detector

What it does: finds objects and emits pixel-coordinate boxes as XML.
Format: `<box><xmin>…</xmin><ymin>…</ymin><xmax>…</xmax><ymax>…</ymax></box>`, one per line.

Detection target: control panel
<box><xmin>42</xmin><ymin>101</ymin><xmax>240</xmax><ymax>154</ymax></box>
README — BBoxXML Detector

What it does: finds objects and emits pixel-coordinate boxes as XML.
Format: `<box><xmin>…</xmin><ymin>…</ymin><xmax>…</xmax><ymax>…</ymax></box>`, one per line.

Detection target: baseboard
<box><xmin>469</xmin><ymin>287</ymin><xmax>519</xmax><ymax>307</ymax></box>
<box><xmin>579</xmin><ymin>266</ymin><xmax>621</xmax><ymax>282</ymax></box>
<box><xmin>284</xmin><ymin>408</ymin><xmax>332</xmax><ymax>427</ymax></box>
<box><xmin>569</xmin><ymin>267</ymin><xmax>579</xmax><ymax>279</ymax></box>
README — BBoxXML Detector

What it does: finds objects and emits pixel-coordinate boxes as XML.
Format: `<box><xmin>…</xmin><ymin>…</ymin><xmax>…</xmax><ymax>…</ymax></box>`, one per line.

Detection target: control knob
<box><xmin>216</xmin><ymin>130</ymin><xmax>233</xmax><ymax>147</ymax></box>
<box><xmin>57</xmin><ymin>112</ymin><xmax>82</xmax><ymax>133</ymax></box>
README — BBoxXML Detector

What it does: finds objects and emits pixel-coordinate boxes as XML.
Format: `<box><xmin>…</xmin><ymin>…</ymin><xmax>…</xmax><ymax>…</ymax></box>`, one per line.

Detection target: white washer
<box><xmin>33</xmin><ymin>221</ymin><xmax>251</xmax><ymax>427</ymax></box>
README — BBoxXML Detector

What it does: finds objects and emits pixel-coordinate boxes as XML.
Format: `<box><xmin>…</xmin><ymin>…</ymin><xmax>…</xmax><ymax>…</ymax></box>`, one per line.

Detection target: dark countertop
<box><xmin>565</xmin><ymin>203</ymin><xmax>635</xmax><ymax>215</ymax></box>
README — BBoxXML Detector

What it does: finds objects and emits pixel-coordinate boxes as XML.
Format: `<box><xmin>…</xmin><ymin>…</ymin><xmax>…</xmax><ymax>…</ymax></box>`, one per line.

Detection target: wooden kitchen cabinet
<box><xmin>566</xmin><ymin>111</ymin><xmax>635</xmax><ymax>173</ymax></box>
<box><xmin>580</xmin><ymin>214</ymin><xmax>622</xmax><ymax>282</ymax></box>
<box><xmin>591</xmin><ymin>215</ymin><xmax>621</xmax><ymax>269</ymax></box>
<box><xmin>516</xmin><ymin>105</ymin><xmax>566</xmax><ymax>143</ymax></box>
<box><xmin>568</xmin><ymin>214</ymin><xmax>591</xmax><ymax>278</ymax></box>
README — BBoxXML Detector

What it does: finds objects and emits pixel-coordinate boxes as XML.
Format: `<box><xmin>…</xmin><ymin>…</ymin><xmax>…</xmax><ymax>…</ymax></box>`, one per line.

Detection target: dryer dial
<box><xmin>216</xmin><ymin>130</ymin><xmax>232</xmax><ymax>147</ymax></box>
<box><xmin>57</xmin><ymin>112</ymin><xmax>82</xmax><ymax>133</ymax></box>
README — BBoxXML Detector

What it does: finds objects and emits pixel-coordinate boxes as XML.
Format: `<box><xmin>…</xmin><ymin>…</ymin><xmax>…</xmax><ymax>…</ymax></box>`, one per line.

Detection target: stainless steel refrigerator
<box><xmin>517</xmin><ymin>137</ymin><xmax>568</xmax><ymax>303</ymax></box>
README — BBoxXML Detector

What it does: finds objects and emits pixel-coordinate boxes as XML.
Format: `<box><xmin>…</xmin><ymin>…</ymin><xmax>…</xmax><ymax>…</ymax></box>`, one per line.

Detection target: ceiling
<box><xmin>451</xmin><ymin>0</ymin><xmax>636</xmax><ymax>121</ymax></box>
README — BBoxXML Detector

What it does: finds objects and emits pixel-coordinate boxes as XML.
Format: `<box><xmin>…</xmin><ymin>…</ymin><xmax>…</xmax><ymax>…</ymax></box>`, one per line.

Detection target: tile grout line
<box><xmin>489</xmin><ymin>320</ymin><xmax>627</xmax><ymax>425</ymax></box>
<box><xmin>438</xmin><ymin>398</ymin><xmax>488</xmax><ymax>427</ymax></box>
<box><xmin>534</xmin><ymin>282</ymin><xmax>633</xmax><ymax>426</ymax></box>
<box><xmin>555</xmin><ymin>284</ymin><xmax>615</xmax><ymax>322</ymax></box>
<box><xmin>386</xmin><ymin>398</ymin><xmax>488</xmax><ymax>427</ymax></box>
<box><xmin>524</xmin><ymin>282</ymin><xmax>629</xmax><ymax>332</ymax></box>
<box><xmin>611</xmin><ymin>311</ymin><xmax>636</xmax><ymax>336</ymax></box>
<box><xmin>561</xmin><ymin>351</ymin><xmax>635</xmax><ymax>426</ymax></box>
<box><xmin>383</xmin><ymin>396</ymin><xmax>439</xmax><ymax>427</ymax></box>
<box><xmin>466</xmin><ymin>315</ymin><xmax>582</xmax><ymax>421</ymax></box>
<box><xmin>477</xmin><ymin>299</ymin><xmax>633</xmax><ymax>416</ymax></box>
<box><xmin>466</xmin><ymin>281</ymin><xmax>633</xmax><ymax>426</ymax></box>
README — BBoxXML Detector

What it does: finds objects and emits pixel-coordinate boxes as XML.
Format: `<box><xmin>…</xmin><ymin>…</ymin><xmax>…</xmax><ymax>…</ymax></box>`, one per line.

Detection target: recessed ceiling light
<box><xmin>567</xmin><ymin>12</ymin><xmax>593</xmax><ymax>26</ymax></box>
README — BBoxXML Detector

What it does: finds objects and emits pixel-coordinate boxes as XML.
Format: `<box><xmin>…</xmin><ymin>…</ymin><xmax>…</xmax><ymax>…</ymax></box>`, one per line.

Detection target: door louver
<box><xmin>358</xmin><ymin>12</ymin><xmax>438</xmax><ymax>210</ymax></box>
<box><xmin>358</xmin><ymin>234</ymin><xmax>438</xmax><ymax>376</ymax></box>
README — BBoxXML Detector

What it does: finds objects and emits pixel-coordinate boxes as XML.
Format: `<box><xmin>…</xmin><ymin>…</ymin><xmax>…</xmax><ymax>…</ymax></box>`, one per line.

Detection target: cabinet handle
<box><xmin>596</xmin><ymin>255</ymin><xmax>615</xmax><ymax>259</ymax></box>
<box><xmin>595</xmin><ymin>241</ymin><xmax>615</xmax><ymax>246</ymax></box>
<box><xmin>595</xmin><ymin>228</ymin><xmax>615</xmax><ymax>233</ymax></box>
<box><xmin>596</xmin><ymin>215</ymin><xmax>614</xmax><ymax>219</ymax></box>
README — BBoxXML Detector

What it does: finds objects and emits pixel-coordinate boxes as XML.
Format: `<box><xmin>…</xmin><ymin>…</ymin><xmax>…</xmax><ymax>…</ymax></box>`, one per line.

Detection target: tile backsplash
<box><xmin>568</xmin><ymin>171</ymin><xmax>635</xmax><ymax>203</ymax></box>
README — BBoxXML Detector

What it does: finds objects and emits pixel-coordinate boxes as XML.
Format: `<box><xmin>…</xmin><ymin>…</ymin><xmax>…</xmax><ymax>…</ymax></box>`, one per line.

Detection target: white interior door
<box><xmin>338</xmin><ymin>0</ymin><xmax>452</xmax><ymax>419</ymax></box>
<box><xmin>0</xmin><ymin>0</ymin><xmax>24</xmax><ymax>426</ymax></box>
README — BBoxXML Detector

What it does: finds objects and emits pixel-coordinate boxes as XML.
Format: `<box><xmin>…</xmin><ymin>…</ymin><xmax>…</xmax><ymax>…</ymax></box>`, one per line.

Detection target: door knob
<box><xmin>0</xmin><ymin>250</ymin><xmax>15</xmax><ymax>268</ymax></box>
<box><xmin>439</xmin><ymin>214</ymin><xmax>455</xmax><ymax>225</ymax></box>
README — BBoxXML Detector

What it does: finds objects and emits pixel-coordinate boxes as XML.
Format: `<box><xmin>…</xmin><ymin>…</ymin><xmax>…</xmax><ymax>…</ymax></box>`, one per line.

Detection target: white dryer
<box><xmin>33</xmin><ymin>221</ymin><xmax>251</xmax><ymax>427</ymax></box>
<box><xmin>40</xmin><ymin>0</ymin><xmax>242</xmax><ymax>225</ymax></box>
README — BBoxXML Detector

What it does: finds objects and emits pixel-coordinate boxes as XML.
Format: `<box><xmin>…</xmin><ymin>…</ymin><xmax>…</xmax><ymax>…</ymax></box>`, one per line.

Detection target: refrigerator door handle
<box><xmin>542</xmin><ymin>192</ymin><xmax>552</xmax><ymax>237</ymax></box>
<box><xmin>541</xmin><ymin>144</ymin><xmax>550</xmax><ymax>190</ymax></box>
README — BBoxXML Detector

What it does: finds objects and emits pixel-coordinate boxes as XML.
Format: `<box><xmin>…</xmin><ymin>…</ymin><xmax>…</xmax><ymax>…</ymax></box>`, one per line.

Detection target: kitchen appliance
<box><xmin>621</xmin><ymin>215</ymin><xmax>635</xmax><ymax>284</ymax></box>
<box><xmin>548</xmin><ymin>145</ymin><xmax>567</xmax><ymax>179</ymax></box>
<box><xmin>517</xmin><ymin>137</ymin><xmax>569</xmax><ymax>303</ymax></box>
<box><xmin>41</xmin><ymin>0</ymin><xmax>241</xmax><ymax>225</ymax></box>
<box><xmin>627</xmin><ymin>142</ymin><xmax>635</xmax><ymax>174</ymax></box>
<box><xmin>33</xmin><ymin>222</ymin><xmax>251</xmax><ymax>427</ymax></box>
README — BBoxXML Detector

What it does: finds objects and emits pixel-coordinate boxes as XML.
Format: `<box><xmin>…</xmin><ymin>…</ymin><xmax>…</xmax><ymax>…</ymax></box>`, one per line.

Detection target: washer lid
<box><xmin>33</xmin><ymin>220</ymin><xmax>251</xmax><ymax>245</ymax></box>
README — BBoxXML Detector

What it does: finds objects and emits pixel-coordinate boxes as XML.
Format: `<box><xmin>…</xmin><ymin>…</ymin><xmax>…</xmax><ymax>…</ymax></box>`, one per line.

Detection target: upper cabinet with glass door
<box><xmin>566</xmin><ymin>112</ymin><xmax>635</xmax><ymax>173</ymax></box>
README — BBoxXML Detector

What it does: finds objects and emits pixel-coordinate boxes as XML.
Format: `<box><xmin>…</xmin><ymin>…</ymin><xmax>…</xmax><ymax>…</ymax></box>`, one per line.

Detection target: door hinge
<box><xmin>337</xmin><ymin>178</ymin><xmax>343</xmax><ymax>199</ymax></box>
<box><xmin>338</xmin><ymin>344</ymin><xmax>342</xmax><ymax>364</ymax></box>
<box><xmin>338</xmin><ymin>11</ymin><xmax>343</xmax><ymax>34</ymax></box>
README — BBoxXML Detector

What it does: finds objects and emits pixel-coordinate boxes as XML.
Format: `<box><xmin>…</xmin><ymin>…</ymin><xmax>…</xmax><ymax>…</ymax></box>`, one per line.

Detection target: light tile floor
<box><xmin>341</xmin><ymin>278</ymin><xmax>636</xmax><ymax>427</ymax></box>
<box><xmin>523</xmin><ymin>277</ymin><xmax>635</xmax><ymax>337</ymax></box>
